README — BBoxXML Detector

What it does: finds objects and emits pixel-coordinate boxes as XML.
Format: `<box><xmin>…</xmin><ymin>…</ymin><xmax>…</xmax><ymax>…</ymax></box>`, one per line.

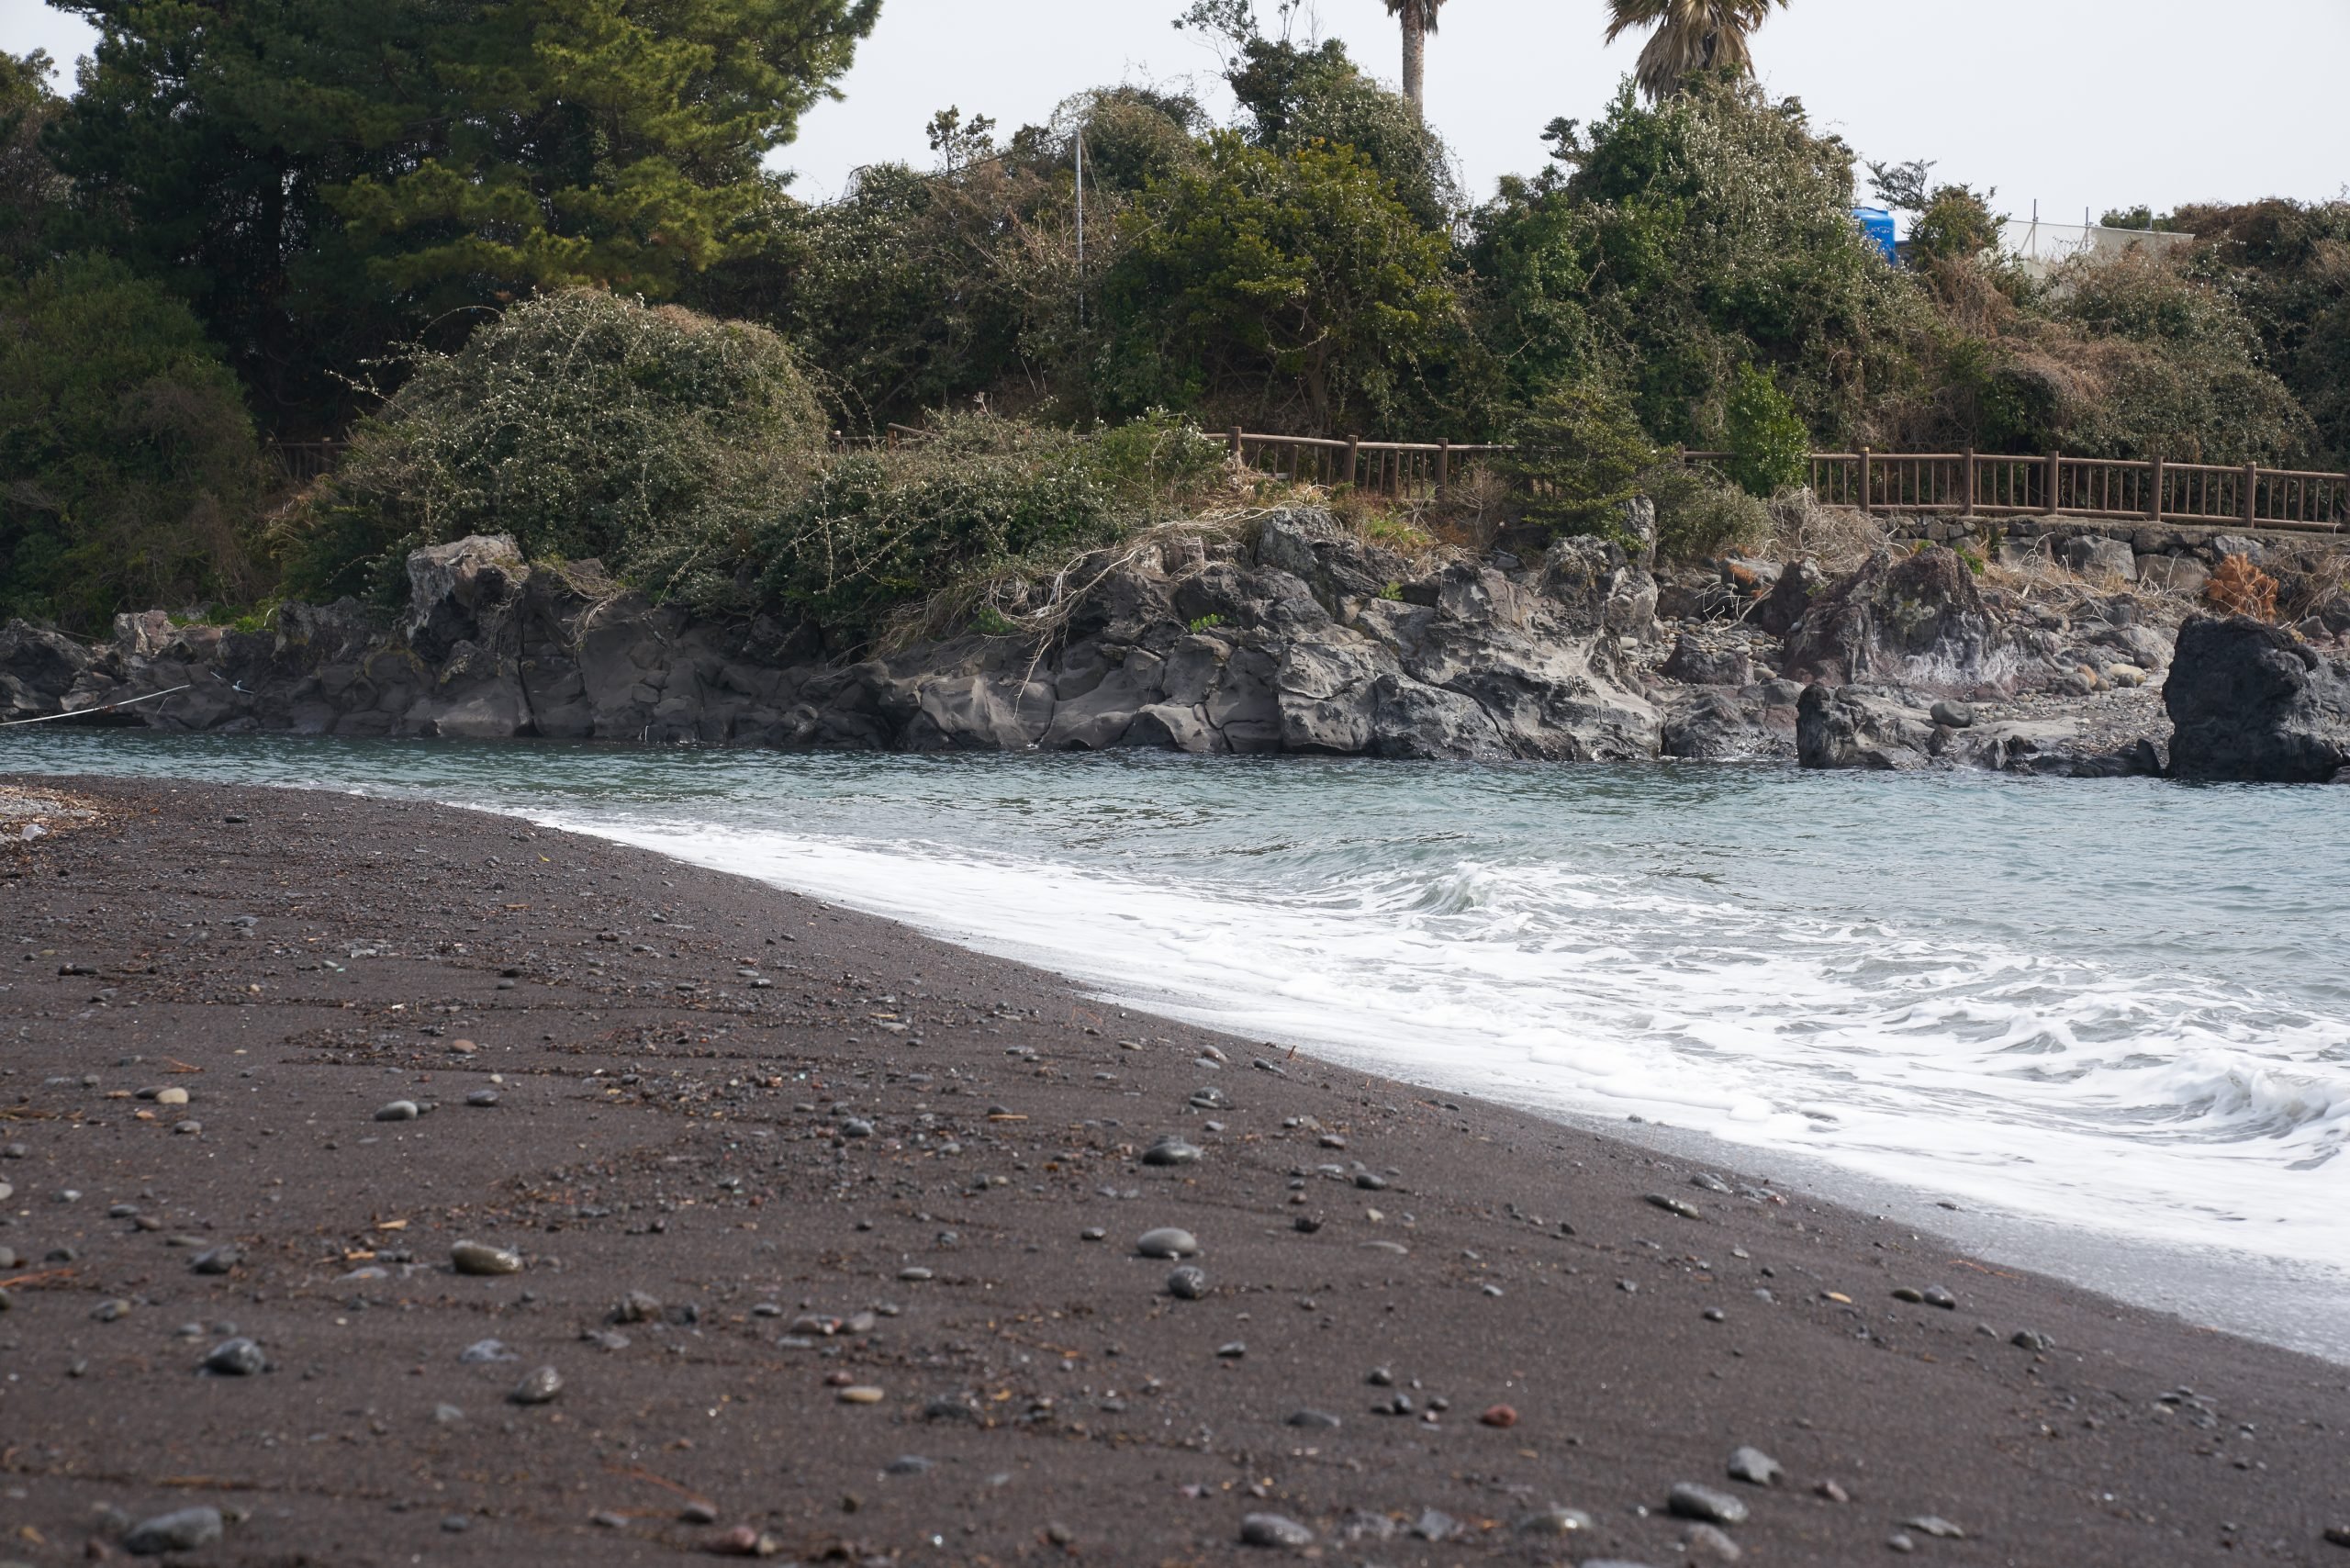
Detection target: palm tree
<box><xmin>1383</xmin><ymin>0</ymin><xmax>1445</xmax><ymax>114</ymax></box>
<box><xmin>1604</xmin><ymin>0</ymin><xmax>1790</xmax><ymax>103</ymax></box>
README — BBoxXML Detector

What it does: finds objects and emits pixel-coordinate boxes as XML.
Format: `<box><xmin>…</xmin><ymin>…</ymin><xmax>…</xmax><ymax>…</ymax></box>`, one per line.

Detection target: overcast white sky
<box><xmin>7</xmin><ymin>0</ymin><xmax>2345</xmax><ymax>226</ymax></box>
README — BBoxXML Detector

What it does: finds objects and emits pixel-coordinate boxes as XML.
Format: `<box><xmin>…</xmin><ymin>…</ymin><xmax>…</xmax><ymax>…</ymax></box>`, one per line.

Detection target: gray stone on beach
<box><xmin>464</xmin><ymin>1089</ymin><xmax>500</xmax><ymax>1107</ymax></box>
<box><xmin>375</xmin><ymin>1100</ymin><xmax>420</xmax><ymax>1122</ymax></box>
<box><xmin>1510</xmin><ymin>1506</ymin><xmax>1593</xmax><ymax>1536</ymax></box>
<box><xmin>1668</xmin><ymin>1484</ymin><xmax>1749</xmax><ymax>1526</ymax></box>
<box><xmin>202</xmin><ymin>1337</ymin><xmax>265</xmax><ymax>1376</ymax></box>
<box><xmin>1727</xmin><ymin>1446</ymin><xmax>1783</xmax><ymax>1485</ymax></box>
<box><xmin>1284</xmin><ymin>1408</ymin><xmax>1342</xmax><ymax>1429</ymax></box>
<box><xmin>452</xmin><ymin>1240</ymin><xmax>522</xmax><ymax>1276</ymax></box>
<box><xmin>1904</xmin><ymin>1516</ymin><xmax>1966</xmax><ymax>1540</ymax></box>
<box><xmin>1142</xmin><ymin>1137</ymin><xmax>1203</xmax><ymax>1167</ymax></box>
<box><xmin>1239</xmin><ymin>1513</ymin><xmax>1315</xmax><ymax>1548</ymax></box>
<box><xmin>190</xmin><ymin>1245</ymin><xmax>241</xmax><ymax>1274</ymax></box>
<box><xmin>1930</xmin><ymin>700</ymin><xmax>1975</xmax><ymax>729</ymax></box>
<box><xmin>124</xmin><ymin>1506</ymin><xmax>223</xmax><ymax>1555</ymax></box>
<box><xmin>509</xmin><ymin>1365</ymin><xmax>564</xmax><ymax>1405</ymax></box>
<box><xmin>1167</xmin><ymin>1266</ymin><xmax>1209</xmax><ymax>1300</ymax></box>
<box><xmin>1136</xmin><ymin>1226</ymin><xmax>1199</xmax><ymax>1259</ymax></box>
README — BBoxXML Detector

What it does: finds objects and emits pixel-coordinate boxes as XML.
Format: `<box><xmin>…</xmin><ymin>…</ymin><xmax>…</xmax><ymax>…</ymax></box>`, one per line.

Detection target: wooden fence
<box><xmin>1237</xmin><ymin>432</ymin><xmax>2348</xmax><ymax>533</ymax></box>
<box><xmin>1792</xmin><ymin>448</ymin><xmax>2349</xmax><ymax>534</ymax></box>
<box><xmin>278</xmin><ymin>426</ymin><xmax>2350</xmax><ymax>534</ymax></box>
<box><xmin>1227</xmin><ymin>430</ymin><xmax>1512</xmax><ymax>498</ymax></box>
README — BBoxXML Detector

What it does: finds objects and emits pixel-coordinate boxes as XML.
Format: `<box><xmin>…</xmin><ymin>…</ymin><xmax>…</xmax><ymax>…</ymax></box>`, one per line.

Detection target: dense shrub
<box><xmin>276</xmin><ymin>289</ymin><xmax>822</xmax><ymax>600</ymax></box>
<box><xmin>1466</xmin><ymin>80</ymin><xmax>1930</xmax><ymax>448</ymax></box>
<box><xmin>0</xmin><ymin>254</ymin><xmax>268</xmax><ymax>629</ymax></box>
<box><xmin>1225</xmin><ymin>37</ymin><xmax>1460</xmax><ymax>230</ymax></box>
<box><xmin>1101</xmin><ymin>133</ymin><xmax>1460</xmax><ymax>435</ymax></box>
<box><xmin>648</xmin><ymin>411</ymin><xmax>1231</xmax><ymax>645</ymax></box>
<box><xmin>1501</xmin><ymin>384</ymin><xmax>1658</xmax><ymax>538</ymax></box>
<box><xmin>1722</xmin><ymin>365</ymin><xmax>1808</xmax><ymax>496</ymax></box>
<box><xmin>1639</xmin><ymin>460</ymin><xmax>1770</xmax><ymax>563</ymax></box>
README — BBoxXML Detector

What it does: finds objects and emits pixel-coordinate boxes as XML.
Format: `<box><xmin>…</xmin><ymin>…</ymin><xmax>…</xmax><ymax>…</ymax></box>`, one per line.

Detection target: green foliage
<box><xmin>274</xmin><ymin>290</ymin><xmax>822</xmax><ymax>601</ymax></box>
<box><xmin>0</xmin><ymin>253</ymin><xmax>267</xmax><ymax>630</ymax></box>
<box><xmin>1908</xmin><ymin>185</ymin><xmax>2002</xmax><ymax>263</ymax></box>
<box><xmin>1086</xmin><ymin>409</ymin><xmax>1233</xmax><ymax>506</ymax></box>
<box><xmin>1638</xmin><ymin>460</ymin><xmax>1769</xmax><ymax>562</ymax></box>
<box><xmin>1225</xmin><ymin>38</ymin><xmax>1459</xmax><ymax>228</ymax></box>
<box><xmin>0</xmin><ymin>50</ymin><xmax>63</xmax><ymax>273</ymax></box>
<box><xmin>1467</xmin><ymin>80</ymin><xmax>1927</xmax><ymax>448</ymax></box>
<box><xmin>694</xmin><ymin>416</ymin><xmax>1124</xmax><ymax>640</ymax></box>
<box><xmin>1102</xmin><ymin>133</ymin><xmax>1459</xmax><ymax>434</ymax></box>
<box><xmin>47</xmin><ymin>0</ymin><xmax>879</xmax><ymax>430</ymax></box>
<box><xmin>1502</xmin><ymin>383</ymin><xmax>1659</xmax><ymax>537</ymax></box>
<box><xmin>2168</xmin><ymin>198</ymin><xmax>2350</xmax><ymax>467</ymax></box>
<box><xmin>1722</xmin><ymin>364</ymin><xmax>1807</xmax><ymax>495</ymax></box>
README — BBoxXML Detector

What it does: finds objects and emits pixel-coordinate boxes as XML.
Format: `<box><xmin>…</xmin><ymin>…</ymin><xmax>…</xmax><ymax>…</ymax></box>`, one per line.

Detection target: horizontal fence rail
<box><xmin>1228</xmin><ymin>429</ymin><xmax>1511</xmax><ymax>498</ymax></box>
<box><xmin>1803</xmin><ymin>448</ymin><xmax>2349</xmax><ymax>533</ymax></box>
<box><xmin>275</xmin><ymin>428</ymin><xmax>2350</xmax><ymax>533</ymax></box>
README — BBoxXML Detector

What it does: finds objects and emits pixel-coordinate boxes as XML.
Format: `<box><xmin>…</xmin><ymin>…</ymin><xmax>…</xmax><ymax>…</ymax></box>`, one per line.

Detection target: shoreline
<box><xmin>3</xmin><ymin>775</ymin><xmax>2346</xmax><ymax>1565</ymax></box>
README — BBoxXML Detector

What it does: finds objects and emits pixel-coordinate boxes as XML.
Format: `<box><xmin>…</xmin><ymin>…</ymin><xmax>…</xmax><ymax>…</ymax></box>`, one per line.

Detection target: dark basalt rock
<box><xmin>2166</xmin><ymin>615</ymin><xmax>2350</xmax><ymax>782</ymax></box>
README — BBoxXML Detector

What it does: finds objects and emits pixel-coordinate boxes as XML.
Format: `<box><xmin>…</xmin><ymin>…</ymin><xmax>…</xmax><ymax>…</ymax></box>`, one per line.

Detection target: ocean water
<box><xmin>9</xmin><ymin>731</ymin><xmax>2348</xmax><ymax>1356</ymax></box>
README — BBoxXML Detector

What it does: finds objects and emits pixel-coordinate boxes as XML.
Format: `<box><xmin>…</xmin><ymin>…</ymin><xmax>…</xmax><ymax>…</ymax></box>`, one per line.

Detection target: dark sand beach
<box><xmin>1</xmin><ymin>776</ymin><xmax>2344</xmax><ymax>1566</ymax></box>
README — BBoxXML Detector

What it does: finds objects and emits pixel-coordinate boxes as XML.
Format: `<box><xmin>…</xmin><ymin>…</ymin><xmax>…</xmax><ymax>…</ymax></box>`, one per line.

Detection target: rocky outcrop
<box><xmin>1796</xmin><ymin>682</ymin><xmax>2164</xmax><ymax>777</ymax></box>
<box><xmin>2165</xmin><ymin>615</ymin><xmax>2350</xmax><ymax>783</ymax></box>
<box><xmin>0</xmin><ymin>510</ymin><xmax>1668</xmax><ymax>762</ymax></box>
<box><xmin>1781</xmin><ymin>547</ymin><xmax>2014</xmax><ymax>693</ymax></box>
<box><xmin>16</xmin><ymin>512</ymin><xmax>2329</xmax><ymax>784</ymax></box>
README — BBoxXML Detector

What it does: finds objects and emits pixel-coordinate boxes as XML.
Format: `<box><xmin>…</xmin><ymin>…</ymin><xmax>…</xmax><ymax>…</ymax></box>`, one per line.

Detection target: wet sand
<box><xmin>1</xmin><ymin>776</ymin><xmax>2344</xmax><ymax>1566</ymax></box>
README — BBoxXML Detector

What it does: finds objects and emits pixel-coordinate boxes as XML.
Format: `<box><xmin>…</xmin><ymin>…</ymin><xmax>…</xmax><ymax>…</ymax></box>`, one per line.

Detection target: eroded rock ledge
<box><xmin>4</xmin><ymin>510</ymin><xmax>2345</xmax><ymax>781</ymax></box>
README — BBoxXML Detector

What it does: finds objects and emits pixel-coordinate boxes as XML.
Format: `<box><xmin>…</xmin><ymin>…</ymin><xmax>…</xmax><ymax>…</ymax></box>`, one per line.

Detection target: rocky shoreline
<box><xmin>4</xmin><ymin>507</ymin><xmax>2346</xmax><ymax>781</ymax></box>
<box><xmin>3</xmin><ymin>778</ymin><xmax>2347</xmax><ymax>1565</ymax></box>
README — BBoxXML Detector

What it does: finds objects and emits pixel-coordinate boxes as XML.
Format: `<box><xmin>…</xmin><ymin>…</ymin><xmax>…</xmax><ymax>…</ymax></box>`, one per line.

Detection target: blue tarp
<box><xmin>1852</xmin><ymin>206</ymin><xmax>1898</xmax><ymax>263</ymax></box>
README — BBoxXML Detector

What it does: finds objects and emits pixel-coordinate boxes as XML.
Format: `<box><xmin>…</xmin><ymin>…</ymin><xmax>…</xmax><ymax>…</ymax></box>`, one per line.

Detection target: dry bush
<box><xmin>1762</xmin><ymin>487</ymin><xmax>1881</xmax><ymax>570</ymax></box>
<box><xmin>2205</xmin><ymin>554</ymin><xmax>2279</xmax><ymax>620</ymax></box>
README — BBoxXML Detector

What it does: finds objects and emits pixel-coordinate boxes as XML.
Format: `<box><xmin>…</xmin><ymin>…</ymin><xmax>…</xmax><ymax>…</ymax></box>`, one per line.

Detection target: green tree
<box><xmin>1722</xmin><ymin>364</ymin><xmax>1807</xmax><ymax>494</ymax></box>
<box><xmin>1908</xmin><ymin>185</ymin><xmax>2003</xmax><ymax>263</ymax></box>
<box><xmin>1465</xmin><ymin>80</ymin><xmax>1925</xmax><ymax>447</ymax></box>
<box><xmin>1101</xmin><ymin>132</ymin><xmax>1460</xmax><ymax>434</ymax></box>
<box><xmin>0</xmin><ymin>50</ymin><xmax>64</xmax><ymax>273</ymax></box>
<box><xmin>46</xmin><ymin>0</ymin><xmax>878</xmax><ymax>432</ymax></box>
<box><xmin>1604</xmin><ymin>0</ymin><xmax>1791</xmax><ymax>103</ymax></box>
<box><xmin>1502</xmin><ymin>383</ymin><xmax>1658</xmax><ymax>537</ymax></box>
<box><xmin>0</xmin><ymin>253</ymin><xmax>268</xmax><ymax>629</ymax></box>
<box><xmin>1225</xmin><ymin>36</ymin><xmax>1458</xmax><ymax>228</ymax></box>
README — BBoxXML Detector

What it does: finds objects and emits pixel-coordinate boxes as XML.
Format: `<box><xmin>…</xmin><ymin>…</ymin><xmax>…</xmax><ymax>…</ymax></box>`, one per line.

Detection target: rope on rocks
<box><xmin>0</xmin><ymin>682</ymin><xmax>191</xmax><ymax>727</ymax></box>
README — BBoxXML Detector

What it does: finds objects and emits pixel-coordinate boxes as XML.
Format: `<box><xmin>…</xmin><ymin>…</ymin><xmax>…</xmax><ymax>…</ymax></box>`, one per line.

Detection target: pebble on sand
<box><xmin>1509</xmin><ymin>1506</ymin><xmax>1593</xmax><ymax>1536</ymax></box>
<box><xmin>1727</xmin><ymin>1446</ymin><xmax>1783</xmax><ymax>1485</ymax></box>
<box><xmin>1142</xmin><ymin>1137</ymin><xmax>1203</xmax><ymax>1167</ymax></box>
<box><xmin>375</xmin><ymin>1100</ymin><xmax>420</xmax><ymax>1122</ymax></box>
<box><xmin>201</xmin><ymin>1337</ymin><xmax>265</xmax><ymax>1376</ymax></box>
<box><xmin>1167</xmin><ymin>1265</ymin><xmax>1209</xmax><ymax>1300</ymax></box>
<box><xmin>452</xmin><ymin>1240</ymin><xmax>523</xmax><ymax>1276</ymax></box>
<box><xmin>1136</xmin><ymin>1227</ymin><xmax>1200</xmax><ymax>1259</ymax></box>
<box><xmin>1239</xmin><ymin>1513</ymin><xmax>1315</xmax><ymax>1548</ymax></box>
<box><xmin>191</xmin><ymin>1245</ymin><xmax>241</xmax><ymax>1274</ymax></box>
<box><xmin>123</xmin><ymin>1506</ymin><xmax>224</xmax><ymax>1556</ymax></box>
<box><xmin>1478</xmin><ymin>1405</ymin><xmax>1518</xmax><ymax>1428</ymax></box>
<box><xmin>509</xmin><ymin>1365</ymin><xmax>564</xmax><ymax>1405</ymax></box>
<box><xmin>837</xmin><ymin>1385</ymin><xmax>886</xmax><ymax>1405</ymax></box>
<box><xmin>1667</xmin><ymin>1483</ymin><xmax>1750</xmax><ymax>1526</ymax></box>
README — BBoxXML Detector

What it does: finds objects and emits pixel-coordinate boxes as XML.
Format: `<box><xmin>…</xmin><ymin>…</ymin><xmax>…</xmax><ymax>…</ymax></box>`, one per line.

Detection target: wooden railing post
<box><xmin>1343</xmin><ymin>435</ymin><xmax>1360</xmax><ymax>490</ymax></box>
<box><xmin>1228</xmin><ymin>426</ymin><xmax>1243</xmax><ymax>460</ymax></box>
<box><xmin>1437</xmin><ymin>438</ymin><xmax>1450</xmax><ymax>492</ymax></box>
<box><xmin>2044</xmin><ymin>451</ymin><xmax>2062</xmax><ymax>516</ymax></box>
<box><xmin>2148</xmin><ymin>454</ymin><xmax>2165</xmax><ymax>522</ymax></box>
<box><xmin>1859</xmin><ymin>447</ymin><xmax>1873</xmax><ymax>516</ymax></box>
<box><xmin>1962</xmin><ymin>447</ymin><xmax>1975</xmax><ymax>515</ymax></box>
<box><xmin>2243</xmin><ymin>462</ymin><xmax>2259</xmax><ymax>527</ymax></box>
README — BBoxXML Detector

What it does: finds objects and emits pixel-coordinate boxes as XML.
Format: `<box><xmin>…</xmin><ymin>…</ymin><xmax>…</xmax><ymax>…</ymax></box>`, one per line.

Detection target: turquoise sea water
<box><xmin>8</xmin><ymin>731</ymin><xmax>2347</xmax><ymax>1353</ymax></box>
